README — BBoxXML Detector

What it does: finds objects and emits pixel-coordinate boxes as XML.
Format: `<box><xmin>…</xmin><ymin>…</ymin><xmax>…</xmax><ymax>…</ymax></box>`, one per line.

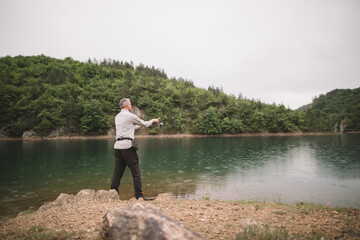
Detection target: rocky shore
<box><xmin>1</xmin><ymin>189</ymin><xmax>359</xmax><ymax>239</ymax></box>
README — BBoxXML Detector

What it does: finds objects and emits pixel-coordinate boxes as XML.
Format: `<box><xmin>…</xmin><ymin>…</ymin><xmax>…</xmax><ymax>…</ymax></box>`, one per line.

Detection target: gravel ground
<box><xmin>1</xmin><ymin>190</ymin><xmax>359</xmax><ymax>240</ymax></box>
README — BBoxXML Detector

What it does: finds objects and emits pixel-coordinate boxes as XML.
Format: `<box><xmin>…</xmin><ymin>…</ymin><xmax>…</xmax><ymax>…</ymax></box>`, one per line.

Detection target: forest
<box><xmin>299</xmin><ymin>87</ymin><xmax>360</xmax><ymax>132</ymax></box>
<box><xmin>0</xmin><ymin>55</ymin><xmax>359</xmax><ymax>137</ymax></box>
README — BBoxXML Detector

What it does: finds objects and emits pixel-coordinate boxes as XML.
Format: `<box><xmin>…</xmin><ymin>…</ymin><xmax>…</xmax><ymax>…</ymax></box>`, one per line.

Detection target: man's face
<box><xmin>127</xmin><ymin>100</ymin><xmax>132</xmax><ymax>111</ymax></box>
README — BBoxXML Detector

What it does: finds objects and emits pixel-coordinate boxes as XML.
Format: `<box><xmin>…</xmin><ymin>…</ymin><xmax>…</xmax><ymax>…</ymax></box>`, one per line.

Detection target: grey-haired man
<box><xmin>110</xmin><ymin>98</ymin><xmax>159</xmax><ymax>199</ymax></box>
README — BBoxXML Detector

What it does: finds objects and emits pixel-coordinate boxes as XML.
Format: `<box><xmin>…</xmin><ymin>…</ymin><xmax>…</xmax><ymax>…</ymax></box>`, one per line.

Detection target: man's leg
<box><xmin>124</xmin><ymin>147</ymin><xmax>143</xmax><ymax>198</ymax></box>
<box><xmin>110</xmin><ymin>149</ymin><xmax>126</xmax><ymax>193</ymax></box>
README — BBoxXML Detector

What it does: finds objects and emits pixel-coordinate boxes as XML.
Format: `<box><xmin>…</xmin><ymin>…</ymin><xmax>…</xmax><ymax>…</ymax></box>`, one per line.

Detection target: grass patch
<box><xmin>1</xmin><ymin>214</ymin><xmax>16</xmax><ymax>221</ymax></box>
<box><xmin>292</xmin><ymin>231</ymin><xmax>325</xmax><ymax>240</ymax></box>
<box><xmin>295</xmin><ymin>202</ymin><xmax>353</xmax><ymax>214</ymax></box>
<box><xmin>22</xmin><ymin>226</ymin><xmax>77</xmax><ymax>240</ymax></box>
<box><xmin>235</xmin><ymin>200</ymin><xmax>263</xmax><ymax>206</ymax></box>
<box><xmin>201</xmin><ymin>193</ymin><xmax>211</xmax><ymax>201</ymax></box>
<box><xmin>344</xmin><ymin>217</ymin><xmax>360</xmax><ymax>237</ymax></box>
<box><xmin>232</xmin><ymin>199</ymin><xmax>354</xmax><ymax>215</ymax></box>
<box><xmin>272</xmin><ymin>196</ymin><xmax>284</xmax><ymax>205</ymax></box>
<box><xmin>236</xmin><ymin>225</ymin><xmax>289</xmax><ymax>240</ymax></box>
<box><xmin>226</xmin><ymin>223</ymin><xmax>233</xmax><ymax>228</ymax></box>
<box><xmin>297</xmin><ymin>202</ymin><xmax>325</xmax><ymax>210</ymax></box>
<box><xmin>30</xmin><ymin>226</ymin><xmax>45</xmax><ymax>233</ymax></box>
<box><xmin>235</xmin><ymin>200</ymin><xmax>253</xmax><ymax>205</ymax></box>
<box><xmin>1</xmin><ymin>207</ymin><xmax>37</xmax><ymax>222</ymax></box>
<box><xmin>259</xmin><ymin>200</ymin><xmax>351</xmax><ymax>215</ymax></box>
<box><xmin>236</xmin><ymin>226</ymin><xmax>325</xmax><ymax>240</ymax></box>
<box><xmin>23</xmin><ymin>208</ymin><xmax>37</xmax><ymax>215</ymax></box>
<box><xmin>273</xmin><ymin>210</ymin><xmax>286</xmax><ymax>216</ymax></box>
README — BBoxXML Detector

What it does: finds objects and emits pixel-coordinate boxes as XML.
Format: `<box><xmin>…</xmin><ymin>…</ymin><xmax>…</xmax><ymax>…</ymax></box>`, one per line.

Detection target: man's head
<box><xmin>119</xmin><ymin>98</ymin><xmax>131</xmax><ymax>111</ymax></box>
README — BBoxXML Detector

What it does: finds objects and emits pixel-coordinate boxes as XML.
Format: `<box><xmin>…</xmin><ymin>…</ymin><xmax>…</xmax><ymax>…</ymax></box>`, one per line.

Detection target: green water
<box><xmin>1</xmin><ymin>134</ymin><xmax>360</xmax><ymax>216</ymax></box>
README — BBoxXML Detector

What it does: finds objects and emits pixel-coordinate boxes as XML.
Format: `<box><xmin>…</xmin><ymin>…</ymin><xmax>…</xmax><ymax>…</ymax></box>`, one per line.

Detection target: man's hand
<box><xmin>151</xmin><ymin>118</ymin><xmax>160</xmax><ymax>124</ymax></box>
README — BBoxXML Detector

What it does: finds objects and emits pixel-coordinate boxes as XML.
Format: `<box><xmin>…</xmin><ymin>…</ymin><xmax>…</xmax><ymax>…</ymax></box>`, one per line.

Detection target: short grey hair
<box><xmin>119</xmin><ymin>98</ymin><xmax>130</xmax><ymax>109</ymax></box>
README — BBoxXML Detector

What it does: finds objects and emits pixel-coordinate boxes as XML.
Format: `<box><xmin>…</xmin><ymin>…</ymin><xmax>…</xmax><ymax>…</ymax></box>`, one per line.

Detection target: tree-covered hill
<box><xmin>303</xmin><ymin>88</ymin><xmax>360</xmax><ymax>132</ymax></box>
<box><xmin>0</xmin><ymin>55</ymin><xmax>357</xmax><ymax>137</ymax></box>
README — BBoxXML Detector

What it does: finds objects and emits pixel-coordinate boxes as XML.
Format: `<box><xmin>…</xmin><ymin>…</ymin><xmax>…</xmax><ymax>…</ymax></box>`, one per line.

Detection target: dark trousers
<box><xmin>110</xmin><ymin>147</ymin><xmax>143</xmax><ymax>198</ymax></box>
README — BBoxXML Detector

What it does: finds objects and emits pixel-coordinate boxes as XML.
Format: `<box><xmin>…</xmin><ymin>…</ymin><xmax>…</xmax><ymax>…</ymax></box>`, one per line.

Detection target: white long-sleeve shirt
<box><xmin>114</xmin><ymin>109</ymin><xmax>153</xmax><ymax>149</ymax></box>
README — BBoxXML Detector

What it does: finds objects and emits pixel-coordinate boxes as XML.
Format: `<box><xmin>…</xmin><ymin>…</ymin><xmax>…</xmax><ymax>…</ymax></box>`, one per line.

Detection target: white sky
<box><xmin>1</xmin><ymin>0</ymin><xmax>359</xmax><ymax>109</ymax></box>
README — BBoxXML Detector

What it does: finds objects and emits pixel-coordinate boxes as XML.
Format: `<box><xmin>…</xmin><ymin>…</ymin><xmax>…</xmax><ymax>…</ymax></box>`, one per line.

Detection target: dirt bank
<box><xmin>1</xmin><ymin>190</ymin><xmax>359</xmax><ymax>240</ymax></box>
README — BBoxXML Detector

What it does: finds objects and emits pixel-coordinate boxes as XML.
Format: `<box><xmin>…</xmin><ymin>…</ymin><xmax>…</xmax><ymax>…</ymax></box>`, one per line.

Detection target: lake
<box><xmin>1</xmin><ymin>134</ymin><xmax>360</xmax><ymax>216</ymax></box>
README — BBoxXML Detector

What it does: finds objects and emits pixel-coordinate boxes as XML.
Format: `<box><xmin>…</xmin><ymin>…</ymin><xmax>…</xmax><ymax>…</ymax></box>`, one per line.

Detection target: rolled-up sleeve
<box><xmin>132</xmin><ymin>115</ymin><xmax>153</xmax><ymax>129</ymax></box>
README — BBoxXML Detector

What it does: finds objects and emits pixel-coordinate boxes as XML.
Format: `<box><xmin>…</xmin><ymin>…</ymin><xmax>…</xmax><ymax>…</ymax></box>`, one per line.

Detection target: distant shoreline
<box><xmin>0</xmin><ymin>131</ymin><xmax>354</xmax><ymax>142</ymax></box>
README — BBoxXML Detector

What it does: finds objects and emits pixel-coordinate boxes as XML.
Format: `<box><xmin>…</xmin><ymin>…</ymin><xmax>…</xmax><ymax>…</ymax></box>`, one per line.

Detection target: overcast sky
<box><xmin>1</xmin><ymin>0</ymin><xmax>359</xmax><ymax>109</ymax></box>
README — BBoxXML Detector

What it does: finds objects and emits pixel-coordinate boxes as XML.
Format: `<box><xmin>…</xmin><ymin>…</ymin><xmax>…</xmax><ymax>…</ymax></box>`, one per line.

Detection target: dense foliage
<box><xmin>300</xmin><ymin>88</ymin><xmax>360</xmax><ymax>132</ymax></box>
<box><xmin>0</xmin><ymin>55</ymin><xmax>358</xmax><ymax>137</ymax></box>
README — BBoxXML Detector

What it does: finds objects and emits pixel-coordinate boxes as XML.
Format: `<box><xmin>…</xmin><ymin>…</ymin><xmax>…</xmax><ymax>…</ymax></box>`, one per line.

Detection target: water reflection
<box><xmin>307</xmin><ymin>135</ymin><xmax>360</xmax><ymax>178</ymax></box>
<box><xmin>0</xmin><ymin>134</ymin><xmax>360</xmax><ymax>216</ymax></box>
<box><xmin>137</xmin><ymin>136</ymin><xmax>360</xmax><ymax>207</ymax></box>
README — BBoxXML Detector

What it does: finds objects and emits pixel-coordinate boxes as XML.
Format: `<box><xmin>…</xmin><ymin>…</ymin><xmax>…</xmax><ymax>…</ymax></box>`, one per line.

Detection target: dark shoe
<box><xmin>135</xmin><ymin>192</ymin><xmax>144</xmax><ymax>200</ymax></box>
<box><xmin>137</xmin><ymin>196</ymin><xmax>156</xmax><ymax>201</ymax></box>
<box><xmin>136</xmin><ymin>193</ymin><xmax>155</xmax><ymax>201</ymax></box>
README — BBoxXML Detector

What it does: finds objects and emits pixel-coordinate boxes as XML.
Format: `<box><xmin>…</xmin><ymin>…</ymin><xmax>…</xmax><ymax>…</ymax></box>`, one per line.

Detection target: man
<box><xmin>110</xmin><ymin>98</ymin><xmax>159</xmax><ymax>200</ymax></box>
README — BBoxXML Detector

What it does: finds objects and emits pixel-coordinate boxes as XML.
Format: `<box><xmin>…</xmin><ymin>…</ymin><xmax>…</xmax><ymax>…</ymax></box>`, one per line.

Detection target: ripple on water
<box><xmin>1</xmin><ymin>196</ymin><xmax>16</xmax><ymax>203</ymax></box>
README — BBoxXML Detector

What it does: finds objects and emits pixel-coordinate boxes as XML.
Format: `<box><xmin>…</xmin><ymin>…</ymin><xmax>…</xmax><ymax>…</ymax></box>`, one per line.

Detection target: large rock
<box><xmin>38</xmin><ymin>193</ymin><xmax>75</xmax><ymax>211</ymax></box>
<box><xmin>38</xmin><ymin>189</ymin><xmax>118</xmax><ymax>211</ymax></box>
<box><xmin>74</xmin><ymin>189</ymin><xmax>119</xmax><ymax>202</ymax></box>
<box><xmin>47</xmin><ymin>127</ymin><xmax>65</xmax><ymax>138</ymax></box>
<box><xmin>100</xmin><ymin>202</ymin><xmax>206</xmax><ymax>240</ymax></box>
<box><xmin>107</xmin><ymin>128</ymin><xmax>115</xmax><ymax>136</ymax></box>
<box><xmin>74</xmin><ymin>189</ymin><xmax>96</xmax><ymax>202</ymax></box>
<box><xmin>22</xmin><ymin>130</ymin><xmax>36</xmax><ymax>139</ymax></box>
<box><xmin>54</xmin><ymin>192</ymin><xmax>75</xmax><ymax>205</ymax></box>
<box><xmin>0</xmin><ymin>127</ymin><xmax>6</xmax><ymax>138</ymax></box>
<box><xmin>95</xmin><ymin>189</ymin><xmax>119</xmax><ymax>200</ymax></box>
<box><xmin>131</xmin><ymin>106</ymin><xmax>145</xmax><ymax>119</ymax></box>
<box><xmin>340</xmin><ymin>119</ymin><xmax>347</xmax><ymax>133</ymax></box>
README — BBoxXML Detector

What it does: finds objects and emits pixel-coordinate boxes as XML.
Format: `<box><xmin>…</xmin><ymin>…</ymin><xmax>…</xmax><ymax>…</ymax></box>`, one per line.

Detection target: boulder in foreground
<box><xmin>100</xmin><ymin>202</ymin><xmax>206</xmax><ymax>240</ymax></box>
